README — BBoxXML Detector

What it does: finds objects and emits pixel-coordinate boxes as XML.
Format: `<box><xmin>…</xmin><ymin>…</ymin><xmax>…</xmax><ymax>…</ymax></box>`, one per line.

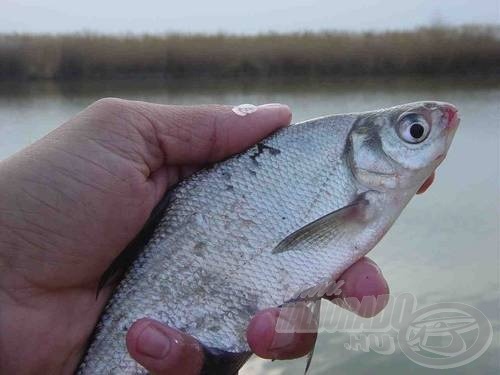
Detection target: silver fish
<box><xmin>79</xmin><ymin>101</ymin><xmax>459</xmax><ymax>374</ymax></box>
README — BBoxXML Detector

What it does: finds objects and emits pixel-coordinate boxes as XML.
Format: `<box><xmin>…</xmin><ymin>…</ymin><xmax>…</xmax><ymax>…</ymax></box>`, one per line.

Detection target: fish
<box><xmin>78</xmin><ymin>101</ymin><xmax>459</xmax><ymax>374</ymax></box>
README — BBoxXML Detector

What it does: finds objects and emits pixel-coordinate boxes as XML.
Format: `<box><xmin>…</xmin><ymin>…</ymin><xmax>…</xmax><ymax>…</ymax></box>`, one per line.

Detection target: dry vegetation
<box><xmin>0</xmin><ymin>26</ymin><xmax>498</xmax><ymax>81</ymax></box>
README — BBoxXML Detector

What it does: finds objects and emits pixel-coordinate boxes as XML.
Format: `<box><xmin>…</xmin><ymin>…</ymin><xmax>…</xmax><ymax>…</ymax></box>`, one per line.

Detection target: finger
<box><xmin>247</xmin><ymin>304</ymin><xmax>318</xmax><ymax>360</ymax></box>
<box><xmin>247</xmin><ymin>257</ymin><xmax>389</xmax><ymax>359</ymax></box>
<box><xmin>126</xmin><ymin>318</ymin><xmax>204</xmax><ymax>375</ymax></box>
<box><xmin>87</xmin><ymin>98</ymin><xmax>292</xmax><ymax>173</ymax></box>
<box><xmin>417</xmin><ymin>172</ymin><xmax>435</xmax><ymax>194</ymax></box>
<box><xmin>329</xmin><ymin>257</ymin><xmax>390</xmax><ymax>318</ymax></box>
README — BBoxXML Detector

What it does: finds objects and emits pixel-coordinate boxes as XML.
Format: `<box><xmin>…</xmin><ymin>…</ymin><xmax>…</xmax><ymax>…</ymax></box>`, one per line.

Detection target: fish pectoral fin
<box><xmin>272</xmin><ymin>193</ymin><xmax>370</xmax><ymax>254</ymax></box>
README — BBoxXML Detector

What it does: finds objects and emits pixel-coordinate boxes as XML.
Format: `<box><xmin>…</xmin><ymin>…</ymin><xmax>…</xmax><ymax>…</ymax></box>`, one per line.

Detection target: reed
<box><xmin>0</xmin><ymin>26</ymin><xmax>498</xmax><ymax>81</ymax></box>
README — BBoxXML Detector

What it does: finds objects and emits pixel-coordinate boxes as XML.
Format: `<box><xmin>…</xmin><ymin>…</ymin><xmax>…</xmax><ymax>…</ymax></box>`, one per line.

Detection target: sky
<box><xmin>1</xmin><ymin>0</ymin><xmax>498</xmax><ymax>34</ymax></box>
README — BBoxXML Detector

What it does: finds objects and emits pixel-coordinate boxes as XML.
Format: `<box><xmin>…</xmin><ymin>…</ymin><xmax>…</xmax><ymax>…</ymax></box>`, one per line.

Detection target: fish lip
<box><xmin>444</xmin><ymin>106</ymin><xmax>460</xmax><ymax>130</ymax></box>
<box><xmin>433</xmin><ymin>153</ymin><xmax>445</xmax><ymax>162</ymax></box>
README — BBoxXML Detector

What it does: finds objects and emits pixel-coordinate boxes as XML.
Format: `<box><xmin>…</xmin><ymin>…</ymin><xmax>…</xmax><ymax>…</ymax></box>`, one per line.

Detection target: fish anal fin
<box><xmin>304</xmin><ymin>300</ymin><xmax>321</xmax><ymax>374</ymax></box>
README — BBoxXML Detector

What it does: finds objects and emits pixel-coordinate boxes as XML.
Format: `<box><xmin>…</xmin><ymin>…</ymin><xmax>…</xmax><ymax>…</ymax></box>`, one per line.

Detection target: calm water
<box><xmin>0</xmin><ymin>78</ymin><xmax>498</xmax><ymax>374</ymax></box>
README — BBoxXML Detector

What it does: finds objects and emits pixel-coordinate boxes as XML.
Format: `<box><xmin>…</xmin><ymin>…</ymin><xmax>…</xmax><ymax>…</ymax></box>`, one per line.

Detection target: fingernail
<box><xmin>355</xmin><ymin>273</ymin><xmax>381</xmax><ymax>297</ymax></box>
<box><xmin>355</xmin><ymin>262</ymin><xmax>386</xmax><ymax>297</ymax></box>
<box><xmin>269</xmin><ymin>311</ymin><xmax>296</xmax><ymax>351</ymax></box>
<box><xmin>251</xmin><ymin>311</ymin><xmax>276</xmax><ymax>339</ymax></box>
<box><xmin>258</xmin><ymin>103</ymin><xmax>285</xmax><ymax>109</ymax></box>
<box><xmin>361</xmin><ymin>258</ymin><xmax>383</xmax><ymax>275</ymax></box>
<box><xmin>350</xmin><ymin>264</ymin><xmax>389</xmax><ymax>317</ymax></box>
<box><xmin>232</xmin><ymin>103</ymin><xmax>258</xmax><ymax>116</ymax></box>
<box><xmin>232</xmin><ymin>103</ymin><xmax>288</xmax><ymax>116</ymax></box>
<box><xmin>137</xmin><ymin>323</ymin><xmax>171</xmax><ymax>359</ymax></box>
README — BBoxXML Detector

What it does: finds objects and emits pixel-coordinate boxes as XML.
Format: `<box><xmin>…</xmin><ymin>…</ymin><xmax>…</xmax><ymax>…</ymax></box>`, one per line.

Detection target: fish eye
<box><xmin>397</xmin><ymin>114</ymin><xmax>430</xmax><ymax>144</ymax></box>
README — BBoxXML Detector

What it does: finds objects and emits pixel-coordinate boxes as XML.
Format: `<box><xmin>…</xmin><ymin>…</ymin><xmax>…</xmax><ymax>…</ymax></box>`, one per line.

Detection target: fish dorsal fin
<box><xmin>272</xmin><ymin>193</ymin><xmax>370</xmax><ymax>254</ymax></box>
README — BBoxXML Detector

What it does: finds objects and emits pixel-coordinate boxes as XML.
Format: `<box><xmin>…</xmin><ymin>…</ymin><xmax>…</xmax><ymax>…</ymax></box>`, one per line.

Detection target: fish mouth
<box><xmin>443</xmin><ymin>104</ymin><xmax>460</xmax><ymax>131</ymax></box>
<box><xmin>417</xmin><ymin>172</ymin><xmax>435</xmax><ymax>194</ymax></box>
<box><xmin>433</xmin><ymin>154</ymin><xmax>445</xmax><ymax>162</ymax></box>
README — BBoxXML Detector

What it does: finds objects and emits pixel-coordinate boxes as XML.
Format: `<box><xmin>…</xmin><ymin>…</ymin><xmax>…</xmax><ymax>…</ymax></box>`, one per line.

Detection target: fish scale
<box><xmin>79</xmin><ymin>102</ymin><xmax>458</xmax><ymax>374</ymax></box>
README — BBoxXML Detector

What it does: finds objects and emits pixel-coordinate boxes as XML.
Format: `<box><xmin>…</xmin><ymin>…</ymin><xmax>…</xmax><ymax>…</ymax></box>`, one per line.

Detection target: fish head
<box><xmin>348</xmin><ymin>101</ymin><xmax>459</xmax><ymax>192</ymax></box>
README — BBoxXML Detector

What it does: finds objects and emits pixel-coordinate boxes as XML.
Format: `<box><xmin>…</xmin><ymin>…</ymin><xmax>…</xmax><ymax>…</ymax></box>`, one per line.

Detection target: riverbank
<box><xmin>1</xmin><ymin>25</ymin><xmax>498</xmax><ymax>81</ymax></box>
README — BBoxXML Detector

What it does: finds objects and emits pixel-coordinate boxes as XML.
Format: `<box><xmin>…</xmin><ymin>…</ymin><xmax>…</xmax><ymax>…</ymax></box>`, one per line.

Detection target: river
<box><xmin>0</xmin><ymin>77</ymin><xmax>498</xmax><ymax>374</ymax></box>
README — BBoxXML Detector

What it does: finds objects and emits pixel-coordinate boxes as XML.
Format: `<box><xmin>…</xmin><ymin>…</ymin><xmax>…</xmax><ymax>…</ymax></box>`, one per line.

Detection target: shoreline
<box><xmin>1</xmin><ymin>26</ymin><xmax>499</xmax><ymax>81</ymax></box>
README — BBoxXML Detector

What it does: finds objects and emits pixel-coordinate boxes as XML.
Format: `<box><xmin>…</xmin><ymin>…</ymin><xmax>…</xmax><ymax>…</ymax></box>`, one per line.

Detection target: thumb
<box><xmin>126</xmin><ymin>318</ymin><xmax>204</xmax><ymax>375</ymax></box>
<box><xmin>84</xmin><ymin>98</ymin><xmax>292</xmax><ymax>173</ymax></box>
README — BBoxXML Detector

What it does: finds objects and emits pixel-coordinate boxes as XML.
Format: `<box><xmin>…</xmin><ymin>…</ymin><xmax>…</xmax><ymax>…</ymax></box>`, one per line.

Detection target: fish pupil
<box><xmin>410</xmin><ymin>123</ymin><xmax>425</xmax><ymax>139</ymax></box>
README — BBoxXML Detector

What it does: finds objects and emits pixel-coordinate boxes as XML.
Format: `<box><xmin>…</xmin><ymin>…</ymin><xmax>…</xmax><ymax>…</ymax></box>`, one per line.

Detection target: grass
<box><xmin>0</xmin><ymin>25</ymin><xmax>498</xmax><ymax>81</ymax></box>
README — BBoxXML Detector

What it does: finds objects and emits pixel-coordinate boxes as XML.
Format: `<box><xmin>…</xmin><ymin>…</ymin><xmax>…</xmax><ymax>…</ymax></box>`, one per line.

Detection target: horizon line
<box><xmin>1</xmin><ymin>23</ymin><xmax>498</xmax><ymax>38</ymax></box>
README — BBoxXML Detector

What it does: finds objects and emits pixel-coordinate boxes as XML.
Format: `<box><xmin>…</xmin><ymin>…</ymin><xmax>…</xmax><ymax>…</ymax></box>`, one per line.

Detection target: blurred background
<box><xmin>1</xmin><ymin>0</ymin><xmax>499</xmax><ymax>373</ymax></box>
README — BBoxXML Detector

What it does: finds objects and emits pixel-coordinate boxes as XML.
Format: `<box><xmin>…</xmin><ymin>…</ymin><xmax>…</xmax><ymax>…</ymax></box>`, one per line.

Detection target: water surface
<box><xmin>1</xmin><ymin>78</ymin><xmax>498</xmax><ymax>374</ymax></box>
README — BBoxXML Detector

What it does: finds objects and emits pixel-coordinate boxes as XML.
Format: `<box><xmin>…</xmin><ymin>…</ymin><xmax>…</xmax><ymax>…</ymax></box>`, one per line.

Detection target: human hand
<box><xmin>0</xmin><ymin>98</ymin><xmax>391</xmax><ymax>374</ymax></box>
